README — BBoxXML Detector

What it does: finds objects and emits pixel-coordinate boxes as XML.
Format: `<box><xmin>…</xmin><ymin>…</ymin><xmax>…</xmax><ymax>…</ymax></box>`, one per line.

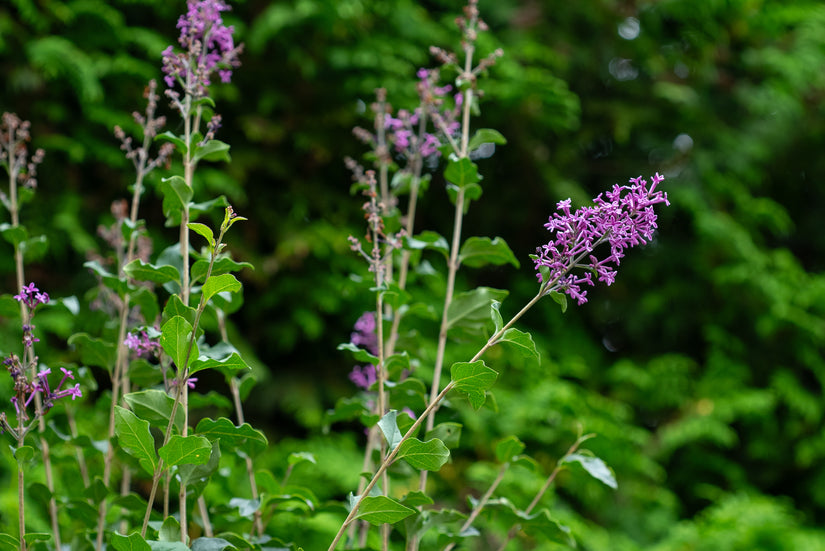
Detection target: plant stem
<box><xmin>442</xmin><ymin>462</ymin><xmax>508</xmax><ymax>551</ymax></box>
<box><xmin>494</xmin><ymin>435</ymin><xmax>591</xmax><ymax>551</ymax></box>
<box><xmin>230</xmin><ymin>377</ymin><xmax>264</xmax><ymax>537</ymax></box>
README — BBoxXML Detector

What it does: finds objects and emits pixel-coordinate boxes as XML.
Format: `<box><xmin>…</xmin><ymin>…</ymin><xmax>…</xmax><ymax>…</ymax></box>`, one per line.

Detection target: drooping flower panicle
<box><xmin>533</xmin><ymin>173</ymin><xmax>669</xmax><ymax>305</ymax></box>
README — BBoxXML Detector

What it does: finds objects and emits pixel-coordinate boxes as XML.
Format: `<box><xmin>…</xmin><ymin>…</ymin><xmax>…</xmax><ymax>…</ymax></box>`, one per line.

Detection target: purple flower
<box><xmin>124</xmin><ymin>329</ymin><xmax>161</xmax><ymax>359</ymax></box>
<box><xmin>14</xmin><ymin>282</ymin><xmax>49</xmax><ymax>309</ymax></box>
<box><xmin>349</xmin><ymin>364</ymin><xmax>377</xmax><ymax>390</ymax></box>
<box><xmin>162</xmin><ymin>0</ymin><xmax>242</xmax><ymax>98</ymax></box>
<box><xmin>351</xmin><ymin>312</ymin><xmax>378</xmax><ymax>355</ymax></box>
<box><xmin>533</xmin><ymin>173</ymin><xmax>669</xmax><ymax>305</ymax></box>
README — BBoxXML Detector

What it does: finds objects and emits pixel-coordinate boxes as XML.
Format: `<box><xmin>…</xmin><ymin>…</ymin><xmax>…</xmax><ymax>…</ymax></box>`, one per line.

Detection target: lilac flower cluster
<box><xmin>4</xmin><ymin>359</ymin><xmax>81</xmax><ymax>425</ymax></box>
<box><xmin>161</xmin><ymin>0</ymin><xmax>242</xmax><ymax>98</ymax></box>
<box><xmin>533</xmin><ymin>173</ymin><xmax>669</xmax><ymax>305</ymax></box>
<box><xmin>349</xmin><ymin>312</ymin><xmax>378</xmax><ymax>389</ymax></box>
<box><xmin>124</xmin><ymin>328</ymin><xmax>162</xmax><ymax>359</ymax></box>
<box><xmin>382</xmin><ymin>69</ymin><xmax>461</xmax><ymax>159</ymax></box>
<box><xmin>14</xmin><ymin>282</ymin><xmax>49</xmax><ymax>310</ymax></box>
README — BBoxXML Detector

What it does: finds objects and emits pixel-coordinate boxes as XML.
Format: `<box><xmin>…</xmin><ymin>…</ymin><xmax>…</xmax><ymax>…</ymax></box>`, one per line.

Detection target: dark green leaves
<box><xmin>161</xmin><ymin>315</ymin><xmax>198</xmax><ymax>370</ymax></box>
<box><xmin>447</xmin><ymin>287</ymin><xmax>508</xmax><ymax>333</ymax></box>
<box><xmin>202</xmin><ymin>273</ymin><xmax>241</xmax><ymax>304</ymax></box>
<box><xmin>195</xmin><ymin>417</ymin><xmax>268</xmax><ymax>455</ymax></box>
<box><xmin>444</xmin><ymin>157</ymin><xmax>482</xmax><ymax>188</ymax></box>
<box><xmin>158</xmin><ymin>435</ymin><xmax>211</xmax><ymax>467</ymax></box>
<box><xmin>353</xmin><ymin>496</ymin><xmax>416</xmax><ymax>525</ymax></box>
<box><xmin>396</xmin><ymin>438</ymin><xmax>450</xmax><ymax>471</ymax></box>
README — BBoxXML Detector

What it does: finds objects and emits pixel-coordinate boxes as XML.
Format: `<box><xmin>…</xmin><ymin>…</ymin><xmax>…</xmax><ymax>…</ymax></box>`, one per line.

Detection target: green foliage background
<box><xmin>2</xmin><ymin>0</ymin><xmax>825</xmax><ymax>548</ymax></box>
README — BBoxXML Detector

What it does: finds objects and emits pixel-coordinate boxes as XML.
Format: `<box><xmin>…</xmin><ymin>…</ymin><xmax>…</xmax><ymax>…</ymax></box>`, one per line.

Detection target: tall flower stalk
<box><xmin>160</xmin><ymin>1</ymin><xmax>242</xmax><ymax>539</ymax></box>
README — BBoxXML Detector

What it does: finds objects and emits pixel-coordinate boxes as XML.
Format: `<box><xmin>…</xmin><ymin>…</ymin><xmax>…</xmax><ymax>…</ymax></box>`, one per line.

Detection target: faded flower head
<box><xmin>0</xmin><ymin>112</ymin><xmax>45</xmax><ymax>190</ymax></box>
<box><xmin>161</xmin><ymin>0</ymin><xmax>243</xmax><ymax>98</ymax></box>
<box><xmin>533</xmin><ymin>173</ymin><xmax>669</xmax><ymax>305</ymax></box>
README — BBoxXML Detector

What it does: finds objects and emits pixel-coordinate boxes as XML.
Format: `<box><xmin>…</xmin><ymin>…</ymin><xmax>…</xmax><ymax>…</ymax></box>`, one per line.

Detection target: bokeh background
<box><xmin>3</xmin><ymin>0</ymin><xmax>825</xmax><ymax>548</ymax></box>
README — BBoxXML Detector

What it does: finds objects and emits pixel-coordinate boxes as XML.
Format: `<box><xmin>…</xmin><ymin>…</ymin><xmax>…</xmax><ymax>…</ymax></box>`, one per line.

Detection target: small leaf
<box><xmin>378</xmin><ymin>410</ymin><xmax>403</xmax><ymax>450</ymax></box>
<box><xmin>189</xmin><ymin>350</ymin><xmax>249</xmax><ymax>377</ymax></box>
<box><xmin>497</xmin><ymin>328</ymin><xmax>540</xmax><ymax>365</ymax></box>
<box><xmin>68</xmin><ymin>332</ymin><xmax>116</xmax><ymax>370</ymax></box>
<box><xmin>425</xmin><ymin>422</ymin><xmax>462</xmax><ymax>449</ymax></box>
<box><xmin>495</xmin><ymin>436</ymin><xmax>526</xmax><ymax>463</ymax></box>
<box><xmin>161</xmin><ymin>315</ymin><xmax>197</xmax><ymax>370</ymax></box>
<box><xmin>191</xmin><ymin>257</ymin><xmax>253</xmax><ymax>285</ymax></box>
<box><xmin>354</xmin><ymin>496</ymin><xmax>416</xmax><ymax>525</ymax></box>
<box><xmin>202</xmin><ymin>273</ymin><xmax>241</xmax><ymax>304</ymax></box>
<box><xmin>123</xmin><ymin>259</ymin><xmax>181</xmax><ymax>285</ymax></box>
<box><xmin>159</xmin><ymin>516</ymin><xmax>182</xmax><ymax>543</ymax></box>
<box><xmin>288</xmin><ymin>451</ymin><xmax>317</xmax><ymax>466</ymax></box>
<box><xmin>114</xmin><ymin>406</ymin><xmax>157</xmax><ymax>475</ymax></box>
<box><xmin>337</xmin><ymin>342</ymin><xmax>379</xmax><ymax>365</ymax></box>
<box><xmin>123</xmin><ymin>390</ymin><xmax>184</xmax><ymax>431</ymax></box>
<box><xmin>178</xmin><ymin>441</ymin><xmax>221</xmax><ymax>487</ymax></box>
<box><xmin>188</xmin><ymin>222</ymin><xmax>215</xmax><ymax>249</ymax></box>
<box><xmin>0</xmin><ymin>223</ymin><xmax>27</xmax><ymax>246</ymax></box>
<box><xmin>195</xmin><ymin>417</ymin><xmax>268</xmax><ymax>455</ymax></box>
<box><xmin>458</xmin><ymin>237</ymin><xmax>520</xmax><ymax>269</ymax></box>
<box><xmin>159</xmin><ymin>435</ymin><xmax>211</xmax><ymax>467</ymax></box>
<box><xmin>396</xmin><ymin>438</ymin><xmax>450</xmax><ymax>471</ymax></box>
<box><xmin>490</xmin><ymin>301</ymin><xmax>504</xmax><ymax>334</ymax></box>
<box><xmin>444</xmin><ymin>157</ymin><xmax>482</xmax><ymax>188</ymax></box>
<box><xmin>14</xmin><ymin>445</ymin><xmax>34</xmax><ymax>468</ymax></box>
<box><xmin>468</xmin><ymin>128</ymin><xmax>507</xmax><ymax>152</ymax></box>
<box><xmin>450</xmin><ymin>361</ymin><xmax>498</xmax><ymax>410</ymax></box>
<box><xmin>548</xmin><ymin>290</ymin><xmax>568</xmax><ymax>313</ymax></box>
<box><xmin>156</xmin><ymin>131</ymin><xmax>188</xmax><ymax>155</ymax></box>
<box><xmin>191</xmin><ymin>537</ymin><xmax>238</xmax><ymax>551</ymax></box>
<box><xmin>562</xmin><ymin>452</ymin><xmax>618</xmax><ymax>489</ymax></box>
<box><xmin>447</xmin><ymin>287</ymin><xmax>508</xmax><ymax>331</ymax></box>
<box><xmin>193</xmin><ymin>139</ymin><xmax>231</xmax><ymax>163</ymax></box>
<box><xmin>404</xmin><ymin>231</ymin><xmax>449</xmax><ymax>258</ymax></box>
<box><xmin>158</xmin><ymin>175</ymin><xmax>193</xmax><ymax>219</ymax></box>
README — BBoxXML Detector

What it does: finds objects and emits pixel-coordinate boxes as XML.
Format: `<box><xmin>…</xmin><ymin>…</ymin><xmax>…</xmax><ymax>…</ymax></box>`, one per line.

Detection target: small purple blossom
<box><xmin>124</xmin><ymin>329</ymin><xmax>161</xmax><ymax>359</ymax></box>
<box><xmin>4</xmin><ymin>361</ymin><xmax>82</xmax><ymax>425</ymax></box>
<box><xmin>14</xmin><ymin>282</ymin><xmax>49</xmax><ymax>309</ymax></box>
<box><xmin>351</xmin><ymin>312</ymin><xmax>378</xmax><ymax>355</ymax></box>
<box><xmin>533</xmin><ymin>173</ymin><xmax>669</xmax><ymax>305</ymax></box>
<box><xmin>161</xmin><ymin>0</ymin><xmax>242</xmax><ymax>98</ymax></box>
<box><xmin>349</xmin><ymin>364</ymin><xmax>377</xmax><ymax>390</ymax></box>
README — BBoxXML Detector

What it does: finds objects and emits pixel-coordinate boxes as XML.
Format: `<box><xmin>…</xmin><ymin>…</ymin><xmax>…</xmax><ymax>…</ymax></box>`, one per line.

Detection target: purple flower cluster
<box><xmin>349</xmin><ymin>312</ymin><xmax>378</xmax><ymax>389</ymax></box>
<box><xmin>4</xmin><ymin>360</ymin><xmax>82</xmax><ymax>423</ymax></box>
<box><xmin>161</xmin><ymin>0</ymin><xmax>242</xmax><ymax>97</ymax></box>
<box><xmin>14</xmin><ymin>282</ymin><xmax>49</xmax><ymax>310</ymax></box>
<box><xmin>533</xmin><ymin>173</ymin><xmax>669</xmax><ymax>305</ymax></box>
<box><xmin>124</xmin><ymin>328</ymin><xmax>162</xmax><ymax>359</ymax></box>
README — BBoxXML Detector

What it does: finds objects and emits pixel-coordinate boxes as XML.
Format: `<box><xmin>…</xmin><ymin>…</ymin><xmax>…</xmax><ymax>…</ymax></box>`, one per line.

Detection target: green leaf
<box><xmin>193</xmin><ymin>139</ymin><xmax>231</xmax><ymax>164</ymax></box>
<box><xmin>191</xmin><ymin>257</ymin><xmax>254</xmax><ymax>285</ymax></box>
<box><xmin>159</xmin><ymin>434</ymin><xmax>211</xmax><ymax>467</ymax></box>
<box><xmin>202</xmin><ymin>273</ymin><xmax>241</xmax><ymax>304</ymax></box>
<box><xmin>83</xmin><ymin>260</ymin><xmax>129</xmax><ymax>296</ymax></box>
<box><xmin>396</xmin><ymin>438</ymin><xmax>450</xmax><ymax>471</ymax></box>
<box><xmin>444</xmin><ymin>157</ymin><xmax>482</xmax><ymax>188</ymax></box>
<box><xmin>189</xmin><ymin>350</ymin><xmax>249</xmax><ymax>377</ymax></box>
<box><xmin>178</xmin><ymin>441</ymin><xmax>221</xmax><ymax>488</ymax></box>
<box><xmin>163</xmin><ymin>294</ymin><xmax>197</xmax><ymax>326</ymax></box>
<box><xmin>288</xmin><ymin>451</ymin><xmax>317</xmax><ymax>466</ymax></box>
<box><xmin>404</xmin><ymin>231</ymin><xmax>449</xmax><ymax>258</ymax></box>
<box><xmin>22</xmin><ymin>533</ymin><xmax>51</xmax><ymax>545</ymax></box>
<box><xmin>191</xmin><ymin>537</ymin><xmax>238</xmax><ymax>551</ymax></box>
<box><xmin>0</xmin><ymin>533</ymin><xmax>19</xmax><ymax>549</ymax></box>
<box><xmin>354</xmin><ymin>496</ymin><xmax>416</xmax><ymax>525</ymax></box>
<box><xmin>14</xmin><ymin>445</ymin><xmax>34</xmax><ymax>469</ymax></box>
<box><xmin>490</xmin><ymin>301</ymin><xmax>504</xmax><ymax>333</ymax></box>
<box><xmin>188</xmin><ymin>222</ymin><xmax>215</xmax><ymax>249</ymax></box>
<box><xmin>195</xmin><ymin>417</ymin><xmax>268</xmax><ymax>455</ymax></box>
<box><xmin>21</xmin><ymin>235</ymin><xmax>48</xmax><ymax>261</ymax></box>
<box><xmin>548</xmin><ymin>290</ymin><xmax>568</xmax><ymax>313</ymax></box>
<box><xmin>161</xmin><ymin>315</ymin><xmax>197</xmax><ymax>370</ymax></box>
<box><xmin>495</xmin><ymin>436</ymin><xmax>526</xmax><ymax>463</ymax></box>
<box><xmin>450</xmin><ymin>361</ymin><xmax>498</xmax><ymax>410</ymax></box>
<box><xmin>497</xmin><ymin>328</ymin><xmax>541</xmax><ymax>365</ymax></box>
<box><xmin>562</xmin><ymin>452</ymin><xmax>618</xmax><ymax>489</ymax></box>
<box><xmin>378</xmin><ymin>410</ymin><xmax>403</xmax><ymax>450</ymax></box>
<box><xmin>68</xmin><ymin>332</ymin><xmax>116</xmax><ymax>371</ymax></box>
<box><xmin>159</xmin><ymin>516</ymin><xmax>181</xmax><ymax>543</ymax></box>
<box><xmin>337</xmin><ymin>342</ymin><xmax>379</xmax><ymax>365</ymax></box>
<box><xmin>0</xmin><ymin>223</ymin><xmax>27</xmax><ymax>246</ymax></box>
<box><xmin>131</xmin><ymin>287</ymin><xmax>160</xmax><ymax>327</ymax></box>
<box><xmin>519</xmin><ymin>509</ymin><xmax>574</xmax><ymax>545</ymax></box>
<box><xmin>425</xmin><ymin>422</ymin><xmax>462</xmax><ymax>449</ymax></box>
<box><xmin>446</xmin><ymin>287</ymin><xmax>508</xmax><ymax>331</ymax></box>
<box><xmin>123</xmin><ymin>259</ymin><xmax>181</xmax><ymax>285</ymax></box>
<box><xmin>458</xmin><ymin>237</ymin><xmax>520</xmax><ymax>269</ymax></box>
<box><xmin>114</xmin><ymin>406</ymin><xmax>157</xmax><ymax>475</ymax></box>
<box><xmin>468</xmin><ymin>128</ymin><xmax>507</xmax><ymax>152</ymax></box>
<box><xmin>400</xmin><ymin>491</ymin><xmax>434</xmax><ymax>508</ymax></box>
<box><xmin>123</xmin><ymin>388</ymin><xmax>183</xmax><ymax>430</ymax></box>
<box><xmin>446</xmin><ymin>182</ymin><xmax>483</xmax><ymax>213</ymax></box>
<box><xmin>156</xmin><ymin>131</ymin><xmax>188</xmax><ymax>155</ymax></box>
<box><xmin>158</xmin><ymin>175</ymin><xmax>193</xmax><ymax>219</ymax></box>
